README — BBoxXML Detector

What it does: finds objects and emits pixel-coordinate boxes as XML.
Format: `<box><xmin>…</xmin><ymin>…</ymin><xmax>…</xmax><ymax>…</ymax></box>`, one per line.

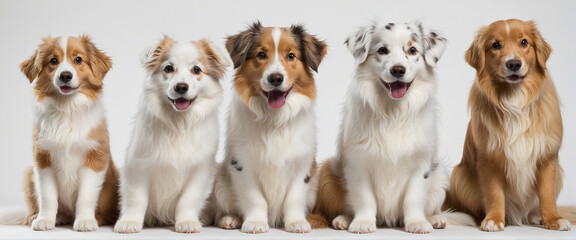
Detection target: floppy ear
<box><xmin>465</xmin><ymin>26</ymin><xmax>488</xmax><ymax>73</ymax></box>
<box><xmin>197</xmin><ymin>38</ymin><xmax>231</xmax><ymax>79</ymax></box>
<box><xmin>80</xmin><ymin>35</ymin><xmax>112</xmax><ymax>80</ymax></box>
<box><xmin>225</xmin><ymin>21</ymin><xmax>263</xmax><ymax>69</ymax></box>
<box><xmin>142</xmin><ymin>35</ymin><xmax>175</xmax><ymax>72</ymax></box>
<box><xmin>416</xmin><ymin>22</ymin><xmax>447</xmax><ymax>67</ymax></box>
<box><xmin>529</xmin><ymin>21</ymin><xmax>552</xmax><ymax>72</ymax></box>
<box><xmin>20</xmin><ymin>49</ymin><xmax>41</xmax><ymax>83</ymax></box>
<box><xmin>290</xmin><ymin>24</ymin><xmax>327</xmax><ymax>72</ymax></box>
<box><xmin>345</xmin><ymin>22</ymin><xmax>375</xmax><ymax>65</ymax></box>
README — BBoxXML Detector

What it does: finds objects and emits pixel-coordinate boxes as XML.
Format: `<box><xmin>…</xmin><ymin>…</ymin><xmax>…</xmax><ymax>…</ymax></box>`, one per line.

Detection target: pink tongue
<box><xmin>267</xmin><ymin>90</ymin><xmax>287</xmax><ymax>109</ymax></box>
<box><xmin>174</xmin><ymin>98</ymin><xmax>191</xmax><ymax>110</ymax></box>
<box><xmin>60</xmin><ymin>86</ymin><xmax>73</xmax><ymax>93</ymax></box>
<box><xmin>390</xmin><ymin>82</ymin><xmax>408</xmax><ymax>99</ymax></box>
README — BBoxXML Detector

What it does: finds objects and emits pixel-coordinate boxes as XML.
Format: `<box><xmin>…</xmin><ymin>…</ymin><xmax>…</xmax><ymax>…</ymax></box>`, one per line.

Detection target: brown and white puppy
<box><xmin>213</xmin><ymin>22</ymin><xmax>326</xmax><ymax>234</ymax></box>
<box><xmin>444</xmin><ymin>19</ymin><xmax>576</xmax><ymax>231</ymax></box>
<box><xmin>19</xmin><ymin>36</ymin><xmax>118</xmax><ymax>231</ymax></box>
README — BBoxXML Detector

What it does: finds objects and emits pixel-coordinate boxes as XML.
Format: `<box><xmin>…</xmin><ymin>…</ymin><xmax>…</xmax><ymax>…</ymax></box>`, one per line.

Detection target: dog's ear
<box><xmin>197</xmin><ymin>39</ymin><xmax>231</xmax><ymax>79</ymax></box>
<box><xmin>142</xmin><ymin>35</ymin><xmax>175</xmax><ymax>72</ymax></box>
<box><xmin>20</xmin><ymin>49</ymin><xmax>41</xmax><ymax>83</ymax></box>
<box><xmin>80</xmin><ymin>35</ymin><xmax>112</xmax><ymax>80</ymax></box>
<box><xmin>415</xmin><ymin>22</ymin><xmax>447</xmax><ymax>67</ymax></box>
<box><xmin>345</xmin><ymin>22</ymin><xmax>375</xmax><ymax>65</ymax></box>
<box><xmin>528</xmin><ymin>21</ymin><xmax>552</xmax><ymax>73</ymax></box>
<box><xmin>226</xmin><ymin>21</ymin><xmax>263</xmax><ymax>69</ymax></box>
<box><xmin>465</xmin><ymin>26</ymin><xmax>488</xmax><ymax>74</ymax></box>
<box><xmin>290</xmin><ymin>24</ymin><xmax>327</xmax><ymax>72</ymax></box>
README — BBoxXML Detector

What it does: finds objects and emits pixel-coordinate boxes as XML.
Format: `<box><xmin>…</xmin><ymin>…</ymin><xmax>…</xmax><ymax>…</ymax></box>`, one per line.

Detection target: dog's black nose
<box><xmin>267</xmin><ymin>73</ymin><xmax>284</xmax><ymax>87</ymax></box>
<box><xmin>174</xmin><ymin>83</ymin><xmax>189</xmax><ymax>94</ymax></box>
<box><xmin>506</xmin><ymin>60</ymin><xmax>522</xmax><ymax>72</ymax></box>
<box><xmin>390</xmin><ymin>65</ymin><xmax>406</xmax><ymax>78</ymax></box>
<box><xmin>59</xmin><ymin>71</ymin><xmax>73</xmax><ymax>83</ymax></box>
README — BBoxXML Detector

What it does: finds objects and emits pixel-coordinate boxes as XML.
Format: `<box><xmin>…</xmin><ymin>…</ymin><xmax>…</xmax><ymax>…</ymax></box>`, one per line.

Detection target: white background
<box><xmin>0</xmin><ymin>0</ymin><xmax>574</xmax><ymax>229</ymax></box>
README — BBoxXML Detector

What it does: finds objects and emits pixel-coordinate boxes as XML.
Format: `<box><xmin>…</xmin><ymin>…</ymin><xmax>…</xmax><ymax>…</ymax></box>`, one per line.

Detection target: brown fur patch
<box><xmin>32</xmin><ymin>125</ymin><xmax>51</xmax><ymax>169</ymax></box>
<box><xmin>309</xmin><ymin>159</ymin><xmax>347</xmax><ymax>229</ymax></box>
<box><xmin>84</xmin><ymin>122</ymin><xmax>111</xmax><ymax>172</ymax></box>
<box><xmin>143</xmin><ymin>35</ymin><xmax>176</xmax><ymax>72</ymax></box>
<box><xmin>23</xmin><ymin>166</ymin><xmax>38</xmax><ymax>225</ymax></box>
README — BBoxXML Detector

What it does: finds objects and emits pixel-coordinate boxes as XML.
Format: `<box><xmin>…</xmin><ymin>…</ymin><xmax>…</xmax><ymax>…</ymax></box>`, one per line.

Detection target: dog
<box><xmin>18</xmin><ymin>35</ymin><xmax>118</xmax><ymax>231</ymax></box>
<box><xmin>212</xmin><ymin>21</ymin><xmax>327</xmax><ymax>234</ymax></box>
<box><xmin>113</xmin><ymin>36</ymin><xmax>229</xmax><ymax>233</ymax></box>
<box><xmin>444</xmin><ymin>19</ymin><xmax>576</xmax><ymax>232</ymax></box>
<box><xmin>307</xmin><ymin>21</ymin><xmax>451</xmax><ymax>234</ymax></box>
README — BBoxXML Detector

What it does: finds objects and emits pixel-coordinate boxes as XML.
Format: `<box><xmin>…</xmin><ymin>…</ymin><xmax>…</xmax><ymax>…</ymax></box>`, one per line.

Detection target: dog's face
<box><xmin>345</xmin><ymin>21</ymin><xmax>446</xmax><ymax>100</ymax></box>
<box><xmin>20</xmin><ymin>36</ymin><xmax>112</xmax><ymax>101</ymax></box>
<box><xmin>465</xmin><ymin>19</ymin><xmax>551</xmax><ymax>84</ymax></box>
<box><xmin>143</xmin><ymin>36</ymin><xmax>229</xmax><ymax>112</ymax></box>
<box><xmin>226</xmin><ymin>22</ymin><xmax>327</xmax><ymax>109</ymax></box>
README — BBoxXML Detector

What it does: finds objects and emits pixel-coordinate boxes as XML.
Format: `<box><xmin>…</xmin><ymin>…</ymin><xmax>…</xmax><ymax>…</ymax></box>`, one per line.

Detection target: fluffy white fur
<box><xmin>331</xmin><ymin>21</ymin><xmax>449</xmax><ymax>234</ymax></box>
<box><xmin>114</xmin><ymin>39</ymin><xmax>229</xmax><ymax>234</ymax></box>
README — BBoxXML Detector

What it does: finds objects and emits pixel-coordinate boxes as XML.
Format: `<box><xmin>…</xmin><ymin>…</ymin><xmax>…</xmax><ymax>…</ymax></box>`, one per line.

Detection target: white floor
<box><xmin>0</xmin><ymin>225</ymin><xmax>574</xmax><ymax>240</ymax></box>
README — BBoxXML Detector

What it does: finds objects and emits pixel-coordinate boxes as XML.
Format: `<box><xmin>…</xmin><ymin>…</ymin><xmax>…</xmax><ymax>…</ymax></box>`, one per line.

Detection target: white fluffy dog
<box><xmin>114</xmin><ymin>36</ymin><xmax>229</xmax><ymax>233</ymax></box>
<box><xmin>311</xmin><ymin>21</ymin><xmax>450</xmax><ymax>234</ymax></box>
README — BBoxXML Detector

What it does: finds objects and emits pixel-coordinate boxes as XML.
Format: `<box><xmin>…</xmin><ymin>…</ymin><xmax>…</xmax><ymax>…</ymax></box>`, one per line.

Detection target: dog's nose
<box><xmin>59</xmin><ymin>71</ymin><xmax>73</xmax><ymax>83</ymax></box>
<box><xmin>390</xmin><ymin>65</ymin><xmax>406</xmax><ymax>78</ymax></box>
<box><xmin>506</xmin><ymin>60</ymin><xmax>522</xmax><ymax>72</ymax></box>
<box><xmin>174</xmin><ymin>83</ymin><xmax>189</xmax><ymax>94</ymax></box>
<box><xmin>267</xmin><ymin>73</ymin><xmax>284</xmax><ymax>87</ymax></box>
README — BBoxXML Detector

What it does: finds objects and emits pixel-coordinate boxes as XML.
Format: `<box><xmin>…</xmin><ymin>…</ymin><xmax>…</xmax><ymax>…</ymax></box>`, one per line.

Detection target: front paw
<box><xmin>285</xmin><ymin>220</ymin><xmax>311</xmax><ymax>233</ymax></box>
<box><xmin>543</xmin><ymin>217</ymin><xmax>571</xmax><ymax>231</ymax></box>
<box><xmin>428</xmin><ymin>215</ymin><xmax>446</xmax><ymax>229</ymax></box>
<box><xmin>480</xmin><ymin>218</ymin><xmax>505</xmax><ymax>232</ymax></box>
<box><xmin>405</xmin><ymin>221</ymin><xmax>433</xmax><ymax>234</ymax></box>
<box><xmin>73</xmin><ymin>218</ymin><xmax>98</xmax><ymax>232</ymax></box>
<box><xmin>241</xmin><ymin>220</ymin><xmax>269</xmax><ymax>234</ymax></box>
<box><xmin>175</xmin><ymin>220</ymin><xmax>202</xmax><ymax>233</ymax></box>
<box><xmin>31</xmin><ymin>218</ymin><xmax>55</xmax><ymax>231</ymax></box>
<box><xmin>348</xmin><ymin>219</ymin><xmax>376</xmax><ymax>234</ymax></box>
<box><xmin>217</xmin><ymin>215</ymin><xmax>241</xmax><ymax>229</ymax></box>
<box><xmin>332</xmin><ymin>215</ymin><xmax>351</xmax><ymax>230</ymax></box>
<box><xmin>114</xmin><ymin>220</ymin><xmax>143</xmax><ymax>234</ymax></box>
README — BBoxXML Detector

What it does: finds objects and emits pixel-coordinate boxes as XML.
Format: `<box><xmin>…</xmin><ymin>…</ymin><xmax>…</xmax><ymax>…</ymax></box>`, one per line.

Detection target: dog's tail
<box><xmin>442</xmin><ymin>210</ymin><xmax>477</xmax><ymax>226</ymax></box>
<box><xmin>0</xmin><ymin>206</ymin><xmax>27</xmax><ymax>225</ymax></box>
<box><xmin>559</xmin><ymin>205</ymin><xmax>576</xmax><ymax>225</ymax></box>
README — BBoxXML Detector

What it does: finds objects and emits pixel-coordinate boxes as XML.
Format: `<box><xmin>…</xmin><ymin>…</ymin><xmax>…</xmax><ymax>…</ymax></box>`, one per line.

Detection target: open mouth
<box><xmin>169</xmin><ymin>97</ymin><xmax>196</xmax><ymax>111</ymax></box>
<box><xmin>262</xmin><ymin>86</ymin><xmax>293</xmax><ymax>109</ymax></box>
<box><xmin>381</xmin><ymin>79</ymin><xmax>412</xmax><ymax>99</ymax></box>
<box><xmin>59</xmin><ymin>86</ymin><xmax>78</xmax><ymax>94</ymax></box>
<box><xmin>506</xmin><ymin>74</ymin><xmax>524</xmax><ymax>82</ymax></box>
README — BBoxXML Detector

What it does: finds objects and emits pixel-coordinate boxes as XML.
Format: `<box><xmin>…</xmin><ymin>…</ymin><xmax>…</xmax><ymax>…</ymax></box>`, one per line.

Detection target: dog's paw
<box><xmin>348</xmin><ymin>219</ymin><xmax>376</xmax><ymax>234</ymax></box>
<box><xmin>31</xmin><ymin>218</ymin><xmax>55</xmax><ymax>231</ymax></box>
<box><xmin>114</xmin><ymin>220</ymin><xmax>143</xmax><ymax>234</ymax></box>
<box><xmin>175</xmin><ymin>220</ymin><xmax>202</xmax><ymax>233</ymax></box>
<box><xmin>543</xmin><ymin>218</ymin><xmax>571</xmax><ymax>231</ymax></box>
<box><xmin>405</xmin><ymin>221</ymin><xmax>433</xmax><ymax>234</ymax></box>
<box><xmin>332</xmin><ymin>215</ymin><xmax>351</xmax><ymax>230</ymax></box>
<box><xmin>480</xmin><ymin>218</ymin><xmax>505</xmax><ymax>232</ymax></box>
<box><xmin>285</xmin><ymin>220</ymin><xmax>311</xmax><ymax>233</ymax></box>
<box><xmin>73</xmin><ymin>218</ymin><xmax>98</xmax><ymax>232</ymax></box>
<box><xmin>428</xmin><ymin>215</ymin><xmax>446</xmax><ymax>229</ymax></box>
<box><xmin>217</xmin><ymin>215</ymin><xmax>241</xmax><ymax>229</ymax></box>
<box><xmin>241</xmin><ymin>220</ymin><xmax>269</xmax><ymax>234</ymax></box>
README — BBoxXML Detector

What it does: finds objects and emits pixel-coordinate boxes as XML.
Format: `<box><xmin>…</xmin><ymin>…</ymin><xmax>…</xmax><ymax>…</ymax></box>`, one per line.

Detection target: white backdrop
<box><xmin>0</xmin><ymin>0</ymin><xmax>574</xmax><ymax>207</ymax></box>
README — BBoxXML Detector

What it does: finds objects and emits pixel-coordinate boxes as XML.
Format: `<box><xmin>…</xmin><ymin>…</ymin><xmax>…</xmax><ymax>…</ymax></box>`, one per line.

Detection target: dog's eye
<box><xmin>164</xmin><ymin>65</ymin><xmax>174</xmax><ymax>73</ymax></box>
<box><xmin>377</xmin><ymin>47</ymin><xmax>389</xmax><ymax>55</ymax></box>
<box><xmin>74</xmin><ymin>57</ymin><xmax>82</xmax><ymax>64</ymax></box>
<box><xmin>257</xmin><ymin>52</ymin><xmax>267</xmax><ymax>59</ymax></box>
<box><xmin>50</xmin><ymin>58</ymin><xmax>58</xmax><ymax>65</ymax></box>
<box><xmin>521</xmin><ymin>39</ymin><xmax>528</xmax><ymax>47</ymax></box>
<box><xmin>287</xmin><ymin>53</ymin><xmax>295</xmax><ymax>61</ymax></box>
<box><xmin>408</xmin><ymin>47</ymin><xmax>418</xmax><ymax>55</ymax></box>
<box><xmin>192</xmin><ymin>66</ymin><xmax>201</xmax><ymax>75</ymax></box>
<box><xmin>492</xmin><ymin>41</ymin><xmax>501</xmax><ymax>50</ymax></box>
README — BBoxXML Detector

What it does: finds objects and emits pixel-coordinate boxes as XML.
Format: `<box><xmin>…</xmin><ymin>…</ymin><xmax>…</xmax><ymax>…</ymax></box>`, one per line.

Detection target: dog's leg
<box><xmin>73</xmin><ymin>167</ymin><xmax>106</xmax><ymax>232</ymax></box>
<box><xmin>283</xmin><ymin>174</ymin><xmax>311</xmax><ymax>233</ymax></box>
<box><xmin>536</xmin><ymin>156</ymin><xmax>570</xmax><ymax>231</ymax></box>
<box><xmin>31</xmin><ymin>167</ymin><xmax>58</xmax><ymax>231</ymax></box>
<box><xmin>478</xmin><ymin>162</ymin><xmax>506</xmax><ymax>232</ymax></box>
<box><xmin>237</xmin><ymin>173</ymin><xmax>269</xmax><ymax>234</ymax></box>
<box><xmin>403</xmin><ymin>167</ymin><xmax>434</xmax><ymax>234</ymax></box>
<box><xmin>174</xmin><ymin>166</ymin><xmax>214</xmax><ymax>233</ymax></box>
<box><xmin>345</xmin><ymin>165</ymin><xmax>377</xmax><ymax>234</ymax></box>
<box><xmin>114</xmin><ymin>167</ymin><xmax>149</xmax><ymax>234</ymax></box>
